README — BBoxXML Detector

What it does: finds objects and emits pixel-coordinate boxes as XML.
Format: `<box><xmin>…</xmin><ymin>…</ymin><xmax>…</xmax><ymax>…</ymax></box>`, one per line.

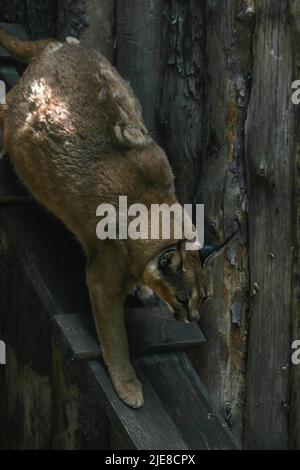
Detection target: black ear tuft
<box><xmin>199</xmin><ymin>230</ymin><xmax>239</xmax><ymax>267</ymax></box>
<box><xmin>198</xmin><ymin>245</ymin><xmax>220</xmax><ymax>267</ymax></box>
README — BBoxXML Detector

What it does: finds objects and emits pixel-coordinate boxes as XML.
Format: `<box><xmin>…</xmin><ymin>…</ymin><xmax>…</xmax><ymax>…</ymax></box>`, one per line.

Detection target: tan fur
<box><xmin>0</xmin><ymin>29</ymin><xmax>213</xmax><ymax>408</ymax></box>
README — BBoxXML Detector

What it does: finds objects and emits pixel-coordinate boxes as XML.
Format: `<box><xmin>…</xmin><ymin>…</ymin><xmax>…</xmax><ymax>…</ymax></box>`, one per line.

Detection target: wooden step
<box><xmin>88</xmin><ymin>359</ymin><xmax>188</xmax><ymax>450</ymax></box>
<box><xmin>141</xmin><ymin>353</ymin><xmax>240</xmax><ymax>449</ymax></box>
<box><xmin>54</xmin><ymin>308</ymin><xmax>205</xmax><ymax>360</ymax></box>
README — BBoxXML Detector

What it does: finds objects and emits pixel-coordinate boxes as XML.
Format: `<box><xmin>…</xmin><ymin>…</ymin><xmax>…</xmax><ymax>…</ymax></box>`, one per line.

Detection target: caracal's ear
<box><xmin>199</xmin><ymin>245</ymin><xmax>225</xmax><ymax>267</ymax></box>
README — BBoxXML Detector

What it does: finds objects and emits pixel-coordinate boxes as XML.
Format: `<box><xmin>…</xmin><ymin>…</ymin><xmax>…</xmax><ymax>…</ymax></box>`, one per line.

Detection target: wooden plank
<box><xmin>244</xmin><ymin>1</ymin><xmax>293</xmax><ymax>449</ymax></box>
<box><xmin>141</xmin><ymin>353</ymin><xmax>240</xmax><ymax>450</ymax></box>
<box><xmin>126</xmin><ymin>306</ymin><xmax>206</xmax><ymax>354</ymax></box>
<box><xmin>53</xmin><ymin>314</ymin><xmax>101</xmax><ymax>360</ymax></box>
<box><xmin>289</xmin><ymin>0</ymin><xmax>300</xmax><ymax>450</ymax></box>
<box><xmin>88</xmin><ymin>359</ymin><xmax>188</xmax><ymax>450</ymax></box>
<box><xmin>54</xmin><ymin>309</ymin><xmax>205</xmax><ymax>361</ymax></box>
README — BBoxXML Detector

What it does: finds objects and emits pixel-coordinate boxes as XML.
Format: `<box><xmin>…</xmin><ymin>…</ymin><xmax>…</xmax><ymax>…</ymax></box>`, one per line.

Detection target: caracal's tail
<box><xmin>0</xmin><ymin>27</ymin><xmax>55</xmax><ymax>63</ymax></box>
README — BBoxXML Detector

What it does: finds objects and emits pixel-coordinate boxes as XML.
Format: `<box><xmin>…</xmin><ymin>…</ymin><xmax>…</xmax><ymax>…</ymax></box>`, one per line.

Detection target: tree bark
<box><xmin>156</xmin><ymin>0</ymin><xmax>205</xmax><ymax>204</ymax></box>
<box><xmin>244</xmin><ymin>0</ymin><xmax>294</xmax><ymax>449</ymax></box>
<box><xmin>80</xmin><ymin>0</ymin><xmax>116</xmax><ymax>63</ymax></box>
<box><xmin>57</xmin><ymin>0</ymin><xmax>116</xmax><ymax>62</ymax></box>
<box><xmin>0</xmin><ymin>0</ymin><xmax>57</xmax><ymax>38</ymax></box>
<box><xmin>190</xmin><ymin>0</ymin><xmax>254</xmax><ymax>439</ymax></box>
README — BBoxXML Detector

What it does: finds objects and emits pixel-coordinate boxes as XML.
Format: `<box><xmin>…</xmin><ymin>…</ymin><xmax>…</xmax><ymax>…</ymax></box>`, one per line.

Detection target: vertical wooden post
<box><xmin>288</xmin><ymin>0</ymin><xmax>300</xmax><ymax>450</ymax></box>
<box><xmin>80</xmin><ymin>0</ymin><xmax>116</xmax><ymax>63</ymax></box>
<box><xmin>192</xmin><ymin>0</ymin><xmax>254</xmax><ymax>440</ymax></box>
<box><xmin>57</xmin><ymin>0</ymin><xmax>116</xmax><ymax>62</ymax></box>
<box><xmin>244</xmin><ymin>0</ymin><xmax>294</xmax><ymax>449</ymax></box>
<box><xmin>156</xmin><ymin>0</ymin><xmax>205</xmax><ymax>204</ymax></box>
<box><xmin>116</xmin><ymin>0</ymin><xmax>163</xmax><ymax>135</ymax></box>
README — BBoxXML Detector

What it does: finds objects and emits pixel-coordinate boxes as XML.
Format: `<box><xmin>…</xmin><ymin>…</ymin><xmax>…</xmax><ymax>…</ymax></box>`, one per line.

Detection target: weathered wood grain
<box><xmin>116</xmin><ymin>0</ymin><xmax>163</xmax><ymax>134</ymax></box>
<box><xmin>88</xmin><ymin>359</ymin><xmax>188</xmax><ymax>450</ymax></box>
<box><xmin>80</xmin><ymin>0</ymin><xmax>116</xmax><ymax>62</ymax></box>
<box><xmin>25</xmin><ymin>0</ymin><xmax>58</xmax><ymax>38</ymax></box>
<box><xmin>54</xmin><ymin>309</ymin><xmax>205</xmax><ymax>361</ymax></box>
<box><xmin>141</xmin><ymin>353</ymin><xmax>240</xmax><ymax>450</ymax></box>
<box><xmin>191</xmin><ymin>0</ymin><xmax>254</xmax><ymax>439</ymax></box>
<box><xmin>0</xmin><ymin>229</ymin><xmax>109</xmax><ymax>449</ymax></box>
<box><xmin>0</xmin><ymin>0</ymin><xmax>26</xmax><ymax>25</ymax></box>
<box><xmin>126</xmin><ymin>306</ymin><xmax>206</xmax><ymax>354</ymax></box>
<box><xmin>56</xmin><ymin>0</ymin><xmax>116</xmax><ymax>62</ymax></box>
<box><xmin>156</xmin><ymin>0</ymin><xmax>205</xmax><ymax>203</ymax></box>
<box><xmin>244</xmin><ymin>0</ymin><xmax>294</xmax><ymax>449</ymax></box>
<box><xmin>287</xmin><ymin>0</ymin><xmax>300</xmax><ymax>450</ymax></box>
<box><xmin>0</xmin><ymin>1</ymin><xmax>57</xmax><ymax>38</ymax></box>
<box><xmin>56</xmin><ymin>0</ymin><xmax>88</xmax><ymax>41</ymax></box>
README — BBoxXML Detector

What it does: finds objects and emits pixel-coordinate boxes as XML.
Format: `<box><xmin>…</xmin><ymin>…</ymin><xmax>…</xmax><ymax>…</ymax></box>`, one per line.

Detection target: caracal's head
<box><xmin>142</xmin><ymin>240</ymin><xmax>227</xmax><ymax>323</ymax></box>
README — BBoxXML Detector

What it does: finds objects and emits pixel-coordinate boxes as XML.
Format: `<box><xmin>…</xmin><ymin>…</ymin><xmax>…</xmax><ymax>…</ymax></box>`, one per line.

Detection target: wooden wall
<box><xmin>0</xmin><ymin>229</ymin><xmax>110</xmax><ymax>449</ymax></box>
<box><xmin>0</xmin><ymin>0</ymin><xmax>57</xmax><ymax>38</ymax></box>
<box><xmin>0</xmin><ymin>0</ymin><xmax>299</xmax><ymax>449</ymax></box>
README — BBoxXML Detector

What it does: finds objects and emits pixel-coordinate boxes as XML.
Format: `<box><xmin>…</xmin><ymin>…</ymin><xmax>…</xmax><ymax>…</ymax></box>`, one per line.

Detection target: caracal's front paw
<box><xmin>114</xmin><ymin>376</ymin><xmax>144</xmax><ymax>409</ymax></box>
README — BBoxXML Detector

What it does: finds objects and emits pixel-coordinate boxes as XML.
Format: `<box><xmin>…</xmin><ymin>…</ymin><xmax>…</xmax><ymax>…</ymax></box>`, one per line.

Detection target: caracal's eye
<box><xmin>159</xmin><ymin>250</ymin><xmax>182</xmax><ymax>272</ymax></box>
<box><xmin>159</xmin><ymin>252</ymin><xmax>172</xmax><ymax>268</ymax></box>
